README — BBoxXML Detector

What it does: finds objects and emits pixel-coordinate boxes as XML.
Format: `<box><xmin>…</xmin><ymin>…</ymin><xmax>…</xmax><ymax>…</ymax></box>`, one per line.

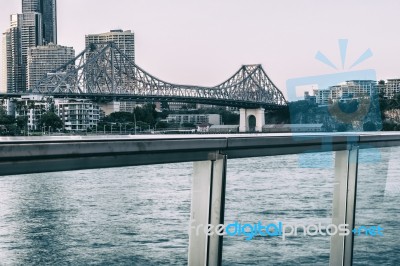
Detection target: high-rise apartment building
<box><xmin>2</xmin><ymin>26</ymin><xmax>23</xmax><ymax>93</ymax></box>
<box><xmin>84</xmin><ymin>30</ymin><xmax>136</xmax><ymax>110</ymax></box>
<box><xmin>2</xmin><ymin>13</ymin><xmax>42</xmax><ymax>92</ymax></box>
<box><xmin>22</xmin><ymin>0</ymin><xmax>57</xmax><ymax>44</ymax></box>
<box><xmin>16</xmin><ymin>13</ymin><xmax>43</xmax><ymax>90</ymax></box>
<box><xmin>19</xmin><ymin>13</ymin><xmax>43</xmax><ymax>65</ymax></box>
<box><xmin>85</xmin><ymin>29</ymin><xmax>135</xmax><ymax>63</ymax></box>
<box><xmin>27</xmin><ymin>43</ymin><xmax>74</xmax><ymax>89</ymax></box>
<box><xmin>22</xmin><ymin>0</ymin><xmax>41</xmax><ymax>13</ymax></box>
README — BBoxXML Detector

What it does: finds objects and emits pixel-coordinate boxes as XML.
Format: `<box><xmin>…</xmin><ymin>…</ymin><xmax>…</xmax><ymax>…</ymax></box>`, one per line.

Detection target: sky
<box><xmin>1</xmin><ymin>0</ymin><xmax>400</xmax><ymax>98</ymax></box>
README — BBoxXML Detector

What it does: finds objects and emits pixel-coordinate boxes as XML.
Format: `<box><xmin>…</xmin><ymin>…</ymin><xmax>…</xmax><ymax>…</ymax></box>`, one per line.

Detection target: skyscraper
<box><xmin>85</xmin><ymin>30</ymin><xmax>136</xmax><ymax>111</ymax></box>
<box><xmin>2</xmin><ymin>13</ymin><xmax>42</xmax><ymax>92</ymax></box>
<box><xmin>40</xmin><ymin>0</ymin><xmax>57</xmax><ymax>44</ymax></box>
<box><xmin>14</xmin><ymin>13</ymin><xmax>43</xmax><ymax>90</ymax></box>
<box><xmin>19</xmin><ymin>13</ymin><xmax>43</xmax><ymax>66</ymax></box>
<box><xmin>2</xmin><ymin>26</ymin><xmax>23</xmax><ymax>93</ymax></box>
<box><xmin>22</xmin><ymin>0</ymin><xmax>57</xmax><ymax>44</ymax></box>
<box><xmin>22</xmin><ymin>0</ymin><xmax>40</xmax><ymax>13</ymax></box>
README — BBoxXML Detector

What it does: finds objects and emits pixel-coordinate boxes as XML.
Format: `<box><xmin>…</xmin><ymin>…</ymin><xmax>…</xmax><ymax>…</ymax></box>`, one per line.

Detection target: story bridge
<box><xmin>2</xmin><ymin>42</ymin><xmax>288</xmax><ymax>131</ymax></box>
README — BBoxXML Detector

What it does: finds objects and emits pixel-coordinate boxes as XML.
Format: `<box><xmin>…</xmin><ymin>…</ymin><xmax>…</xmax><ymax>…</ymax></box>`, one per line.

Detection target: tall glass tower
<box><xmin>40</xmin><ymin>0</ymin><xmax>57</xmax><ymax>44</ymax></box>
<box><xmin>22</xmin><ymin>0</ymin><xmax>57</xmax><ymax>44</ymax></box>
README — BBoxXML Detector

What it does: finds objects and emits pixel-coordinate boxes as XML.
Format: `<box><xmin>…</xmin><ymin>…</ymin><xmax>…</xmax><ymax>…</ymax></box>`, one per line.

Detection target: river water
<box><xmin>0</xmin><ymin>147</ymin><xmax>399</xmax><ymax>265</ymax></box>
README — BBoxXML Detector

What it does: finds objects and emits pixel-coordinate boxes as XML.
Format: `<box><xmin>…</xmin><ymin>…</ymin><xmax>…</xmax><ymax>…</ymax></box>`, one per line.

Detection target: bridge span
<box><xmin>0</xmin><ymin>42</ymin><xmax>287</xmax><ymax>109</ymax></box>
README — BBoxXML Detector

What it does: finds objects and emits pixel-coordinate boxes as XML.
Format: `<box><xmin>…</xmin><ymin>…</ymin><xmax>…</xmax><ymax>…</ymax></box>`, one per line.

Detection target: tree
<box><xmin>38</xmin><ymin>112</ymin><xmax>63</xmax><ymax>130</ymax></box>
<box><xmin>363</xmin><ymin>121</ymin><xmax>377</xmax><ymax>131</ymax></box>
<box><xmin>159</xmin><ymin>110</ymin><xmax>169</xmax><ymax>119</ymax></box>
<box><xmin>16</xmin><ymin>116</ymin><xmax>28</xmax><ymax>130</ymax></box>
<box><xmin>0</xmin><ymin>107</ymin><xmax>15</xmax><ymax>125</ymax></box>
<box><xmin>337</xmin><ymin>123</ymin><xmax>352</xmax><ymax>132</ymax></box>
<box><xmin>382</xmin><ymin>121</ymin><xmax>398</xmax><ymax>131</ymax></box>
<box><xmin>328</xmin><ymin>99</ymin><xmax>369</xmax><ymax>126</ymax></box>
<box><xmin>161</xmin><ymin>101</ymin><xmax>169</xmax><ymax>110</ymax></box>
<box><xmin>156</xmin><ymin>121</ymin><xmax>168</xmax><ymax>129</ymax></box>
<box><xmin>134</xmin><ymin>104</ymin><xmax>158</xmax><ymax>126</ymax></box>
<box><xmin>181</xmin><ymin>122</ymin><xmax>196</xmax><ymax>128</ymax></box>
<box><xmin>220</xmin><ymin>110</ymin><xmax>239</xmax><ymax>125</ymax></box>
<box><xmin>106</xmin><ymin>112</ymin><xmax>135</xmax><ymax>123</ymax></box>
<box><xmin>0</xmin><ymin>107</ymin><xmax>17</xmax><ymax>136</ymax></box>
<box><xmin>136</xmin><ymin>121</ymin><xmax>149</xmax><ymax>131</ymax></box>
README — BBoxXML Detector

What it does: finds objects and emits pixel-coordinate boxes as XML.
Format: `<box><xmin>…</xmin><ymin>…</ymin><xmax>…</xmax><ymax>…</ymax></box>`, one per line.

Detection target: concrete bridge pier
<box><xmin>239</xmin><ymin>108</ymin><xmax>265</xmax><ymax>133</ymax></box>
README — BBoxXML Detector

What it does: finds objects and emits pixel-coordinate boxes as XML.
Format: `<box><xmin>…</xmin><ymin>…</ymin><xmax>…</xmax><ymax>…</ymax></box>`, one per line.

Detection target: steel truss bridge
<box><xmin>6</xmin><ymin>42</ymin><xmax>287</xmax><ymax>109</ymax></box>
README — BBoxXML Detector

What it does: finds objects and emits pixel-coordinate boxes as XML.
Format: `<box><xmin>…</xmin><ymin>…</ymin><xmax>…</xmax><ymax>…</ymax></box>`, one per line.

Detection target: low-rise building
<box><xmin>1</xmin><ymin>99</ymin><xmax>16</xmax><ymax>116</ymax></box>
<box><xmin>168</xmin><ymin>102</ymin><xmax>193</xmax><ymax>111</ymax></box>
<box><xmin>262</xmin><ymin>124</ymin><xmax>325</xmax><ymax>133</ymax></box>
<box><xmin>304</xmin><ymin>91</ymin><xmax>316</xmax><ymax>103</ymax></box>
<box><xmin>14</xmin><ymin>95</ymin><xmax>49</xmax><ymax>130</ymax></box>
<box><xmin>54</xmin><ymin>99</ymin><xmax>100</xmax><ymax>132</ymax></box>
<box><xmin>314</xmin><ymin>89</ymin><xmax>331</xmax><ymax>106</ymax></box>
<box><xmin>314</xmin><ymin>80</ymin><xmax>376</xmax><ymax>105</ymax></box>
<box><xmin>166</xmin><ymin>114</ymin><xmax>221</xmax><ymax>125</ymax></box>
<box><xmin>99</xmin><ymin>101</ymin><xmax>142</xmax><ymax>116</ymax></box>
<box><xmin>196</xmin><ymin>123</ymin><xmax>212</xmax><ymax>133</ymax></box>
<box><xmin>209</xmin><ymin>125</ymin><xmax>239</xmax><ymax>133</ymax></box>
<box><xmin>382</xmin><ymin>79</ymin><xmax>400</xmax><ymax>99</ymax></box>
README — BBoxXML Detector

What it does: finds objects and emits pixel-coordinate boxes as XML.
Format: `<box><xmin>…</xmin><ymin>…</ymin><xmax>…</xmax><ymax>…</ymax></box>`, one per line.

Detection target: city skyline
<box><xmin>1</xmin><ymin>0</ymin><xmax>400</xmax><ymax>97</ymax></box>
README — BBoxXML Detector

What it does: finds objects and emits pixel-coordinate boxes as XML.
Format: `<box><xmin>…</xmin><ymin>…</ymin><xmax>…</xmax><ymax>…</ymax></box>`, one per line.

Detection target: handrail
<box><xmin>0</xmin><ymin>132</ymin><xmax>400</xmax><ymax>176</ymax></box>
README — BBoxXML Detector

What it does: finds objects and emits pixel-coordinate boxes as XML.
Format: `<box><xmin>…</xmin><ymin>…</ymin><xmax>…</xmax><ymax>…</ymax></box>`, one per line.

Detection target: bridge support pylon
<box><xmin>239</xmin><ymin>108</ymin><xmax>265</xmax><ymax>133</ymax></box>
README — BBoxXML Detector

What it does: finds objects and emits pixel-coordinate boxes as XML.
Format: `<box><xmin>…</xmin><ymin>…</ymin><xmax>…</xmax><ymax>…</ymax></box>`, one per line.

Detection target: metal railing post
<box><xmin>189</xmin><ymin>153</ymin><xmax>227</xmax><ymax>266</ymax></box>
<box><xmin>330</xmin><ymin>145</ymin><xmax>359</xmax><ymax>266</ymax></box>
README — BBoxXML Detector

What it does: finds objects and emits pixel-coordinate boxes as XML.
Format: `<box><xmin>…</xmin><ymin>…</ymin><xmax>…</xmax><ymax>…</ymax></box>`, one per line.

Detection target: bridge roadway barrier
<box><xmin>1</xmin><ymin>132</ymin><xmax>400</xmax><ymax>266</ymax></box>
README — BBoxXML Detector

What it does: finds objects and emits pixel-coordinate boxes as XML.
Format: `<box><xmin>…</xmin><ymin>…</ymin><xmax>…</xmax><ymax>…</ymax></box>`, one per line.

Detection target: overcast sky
<box><xmin>1</xmin><ymin>0</ymin><xmax>400</xmax><ymax>97</ymax></box>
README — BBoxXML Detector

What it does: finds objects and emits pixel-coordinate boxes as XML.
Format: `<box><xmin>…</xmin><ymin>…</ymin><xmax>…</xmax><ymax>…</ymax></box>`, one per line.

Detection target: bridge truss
<box><xmin>32</xmin><ymin>42</ymin><xmax>287</xmax><ymax>109</ymax></box>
